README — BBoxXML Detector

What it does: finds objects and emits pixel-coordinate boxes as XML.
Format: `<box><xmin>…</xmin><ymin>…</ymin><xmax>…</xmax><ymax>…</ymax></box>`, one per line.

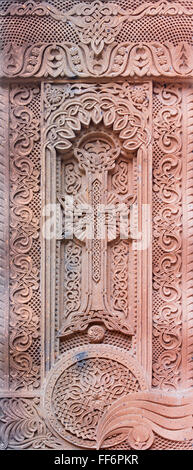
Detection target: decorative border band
<box><xmin>1</xmin><ymin>42</ymin><xmax>193</xmax><ymax>79</ymax></box>
<box><xmin>0</xmin><ymin>85</ymin><xmax>9</xmax><ymax>390</ymax></box>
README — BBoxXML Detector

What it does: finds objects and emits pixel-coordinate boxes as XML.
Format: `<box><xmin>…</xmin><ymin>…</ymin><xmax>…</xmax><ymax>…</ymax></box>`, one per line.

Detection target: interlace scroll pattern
<box><xmin>112</xmin><ymin>241</ymin><xmax>129</xmax><ymax>319</ymax></box>
<box><xmin>43</xmin><ymin>345</ymin><xmax>147</xmax><ymax>448</ymax></box>
<box><xmin>44</xmin><ymin>82</ymin><xmax>150</xmax><ymax>152</ymax></box>
<box><xmin>152</xmin><ymin>84</ymin><xmax>182</xmax><ymax>390</ymax></box>
<box><xmin>111</xmin><ymin>158</ymin><xmax>131</xmax><ymax>321</ymax></box>
<box><xmin>9</xmin><ymin>86</ymin><xmax>40</xmax><ymax>391</ymax></box>
<box><xmin>53</xmin><ymin>358</ymin><xmax>141</xmax><ymax>442</ymax></box>
<box><xmin>92</xmin><ymin>179</ymin><xmax>102</xmax><ymax>284</ymax></box>
<box><xmin>63</xmin><ymin>241</ymin><xmax>82</xmax><ymax>321</ymax></box>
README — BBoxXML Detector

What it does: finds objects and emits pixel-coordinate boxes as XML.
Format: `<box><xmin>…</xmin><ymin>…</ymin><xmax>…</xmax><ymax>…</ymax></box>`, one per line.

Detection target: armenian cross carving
<box><xmin>58</xmin><ymin>131</ymin><xmax>136</xmax><ymax>337</ymax></box>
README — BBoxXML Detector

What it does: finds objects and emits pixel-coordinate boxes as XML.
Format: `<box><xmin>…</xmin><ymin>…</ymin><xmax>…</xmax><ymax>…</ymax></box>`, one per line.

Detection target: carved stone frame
<box><xmin>41</xmin><ymin>79</ymin><xmax>153</xmax><ymax>383</ymax></box>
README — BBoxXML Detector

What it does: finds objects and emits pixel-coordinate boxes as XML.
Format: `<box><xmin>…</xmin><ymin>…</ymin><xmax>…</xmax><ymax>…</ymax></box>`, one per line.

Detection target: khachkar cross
<box><xmin>58</xmin><ymin>131</ymin><xmax>137</xmax><ymax>339</ymax></box>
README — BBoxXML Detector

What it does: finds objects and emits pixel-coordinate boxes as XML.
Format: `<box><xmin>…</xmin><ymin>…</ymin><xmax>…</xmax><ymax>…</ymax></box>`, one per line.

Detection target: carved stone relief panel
<box><xmin>1</xmin><ymin>1</ymin><xmax>193</xmax><ymax>78</ymax></box>
<box><xmin>41</xmin><ymin>81</ymin><xmax>152</xmax><ymax>384</ymax></box>
<box><xmin>0</xmin><ymin>0</ymin><xmax>193</xmax><ymax>453</ymax></box>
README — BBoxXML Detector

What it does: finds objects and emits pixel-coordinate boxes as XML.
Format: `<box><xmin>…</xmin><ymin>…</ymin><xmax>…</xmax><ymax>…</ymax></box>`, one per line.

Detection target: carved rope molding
<box><xmin>184</xmin><ymin>85</ymin><xmax>193</xmax><ymax>388</ymax></box>
<box><xmin>1</xmin><ymin>42</ymin><xmax>193</xmax><ymax>78</ymax></box>
<box><xmin>0</xmin><ymin>86</ymin><xmax>9</xmax><ymax>390</ymax></box>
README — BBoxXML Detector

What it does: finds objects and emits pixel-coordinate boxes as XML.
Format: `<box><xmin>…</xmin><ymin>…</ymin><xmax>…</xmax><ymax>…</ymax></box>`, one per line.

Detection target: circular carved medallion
<box><xmin>43</xmin><ymin>345</ymin><xmax>148</xmax><ymax>448</ymax></box>
<box><xmin>87</xmin><ymin>325</ymin><xmax>105</xmax><ymax>343</ymax></box>
<box><xmin>128</xmin><ymin>422</ymin><xmax>154</xmax><ymax>450</ymax></box>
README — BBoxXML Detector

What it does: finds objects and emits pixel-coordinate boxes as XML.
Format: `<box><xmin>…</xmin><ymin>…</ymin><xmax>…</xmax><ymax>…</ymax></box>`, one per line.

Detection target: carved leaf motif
<box><xmin>0</xmin><ymin>398</ymin><xmax>64</xmax><ymax>450</ymax></box>
<box><xmin>92</xmin><ymin>105</ymin><xmax>103</xmax><ymax>125</ymax></box>
<box><xmin>113</xmin><ymin>115</ymin><xmax>128</xmax><ymax>131</ymax></box>
<box><xmin>103</xmin><ymin>107</ymin><xmax>116</xmax><ymax>127</ymax></box>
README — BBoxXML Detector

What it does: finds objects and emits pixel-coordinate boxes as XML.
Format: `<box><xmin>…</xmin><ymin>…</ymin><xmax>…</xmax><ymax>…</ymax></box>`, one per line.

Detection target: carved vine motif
<box><xmin>2</xmin><ymin>41</ymin><xmax>193</xmax><ymax>78</ymax></box>
<box><xmin>0</xmin><ymin>398</ymin><xmax>64</xmax><ymax>450</ymax></box>
<box><xmin>153</xmin><ymin>84</ymin><xmax>182</xmax><ymax>390</ymax></box>
<box><xmin>9</xmin><ymin>86</ymin><xmax>40</xmax><ymax>391</ymax></box>
<box><xmin>44</xmin><ymin>82</ymin><xmax>150</xmax><ymax>151</ymax></box>
<box><xmin>43</xmin><ymin>345</ymin><xmax>148</xmax><ymax>448</ymax></box>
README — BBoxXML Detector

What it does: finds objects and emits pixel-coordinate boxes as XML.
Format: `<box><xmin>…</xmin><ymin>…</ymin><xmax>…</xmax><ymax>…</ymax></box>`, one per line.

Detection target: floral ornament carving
<box><xmin>0</xmin><ymin>398</ymin><xmax>64</xmax><ymax>450</ymax></box>
<box><xmin>153</xmin><ymin>84</ymin><xmax>182</xmax><ymax>390</ymax></box>
<box><xmin>44</xmin><ymin>82</ymin><xmax>150</xmax><ymax>151</ymax></box>
<box><xmin>153</xmin><ymin>304</ymin><xmax>182</xmax><ymax>351</ymax></box>
<box><xmin>153</xmin><ymin>155</ymin><xmax>181</xmax><ymax>204</ymax></box>
<box><xmin>154</xmin><ymin>107</ymin><xmax>182</xmax><ymax>154</ymax></box>
<box><xmin>87</xmin><ymin>325</ymin><xmax>105</xmax><ymax>344</ymax></box>
<box><xmin>9</xmin><ymin>86</ymin><xmax>40</xmax><ymax>391</ymax></box>
<box><xmin>2</xmin><ymin>1</ymin><xmax>193</xmax><ymax>18</ymax></box>
<box><xmin>1</xmin><ymin>42</ymin><xmax>193</xmax><ymax>78</ymax></box>
<box><xmin>43</xmin><ymin>345</ymin><xmax>148</xmax><ymax>448</ymax></box>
